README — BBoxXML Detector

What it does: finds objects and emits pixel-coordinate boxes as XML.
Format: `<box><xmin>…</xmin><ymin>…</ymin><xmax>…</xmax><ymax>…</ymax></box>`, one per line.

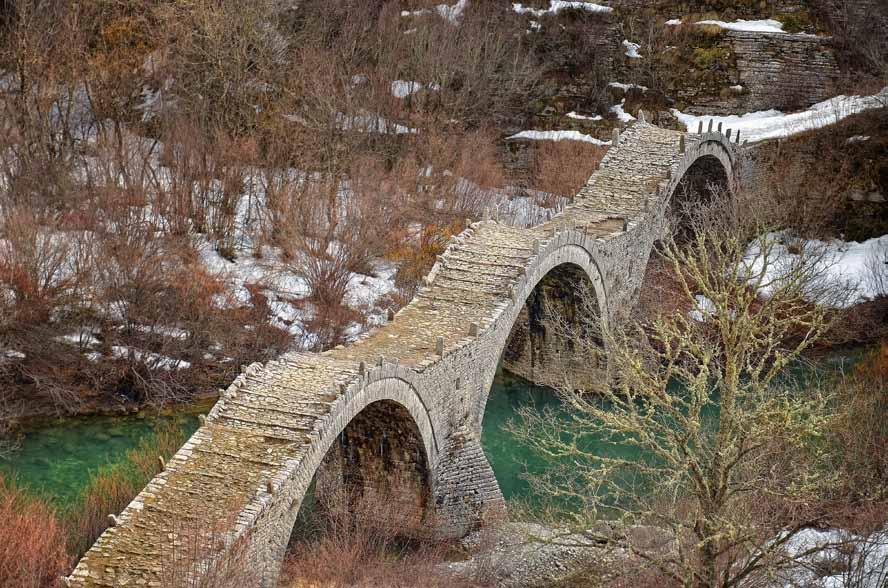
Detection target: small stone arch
<box><xmin>664</xmin><ymin>134</ymin><xmax>737</xmax><ymax>241</ymax></box>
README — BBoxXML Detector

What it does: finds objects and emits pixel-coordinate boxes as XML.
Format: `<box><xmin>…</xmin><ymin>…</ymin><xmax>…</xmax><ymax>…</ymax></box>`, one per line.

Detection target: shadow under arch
<box><xmin>470</xmin><ymin>239</ymin><xmax>611</xmax><ymax>437</ymax></box>
<box><xmin>668</xmin><ymin>153</ymin><xmax>732</xmax><ymax>241</ymax></box>
<box><xmin>501</xmin><ymin>261</ymin><xmax>606</xmax><ymax>392</ymax></box>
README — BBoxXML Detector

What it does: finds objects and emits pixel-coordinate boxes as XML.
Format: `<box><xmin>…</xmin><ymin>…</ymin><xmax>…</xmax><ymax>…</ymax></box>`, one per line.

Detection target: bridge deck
<box><xmin>66</xmin><ymin>122</ymin><xmax>730</xmax><ymax>587</ymax></box>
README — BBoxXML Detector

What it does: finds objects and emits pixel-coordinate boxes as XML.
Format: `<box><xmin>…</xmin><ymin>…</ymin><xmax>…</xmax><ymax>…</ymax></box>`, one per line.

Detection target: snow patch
<box><xmin>610</xmin><ymin>100</ymin><xmax>636</xmax><ymax>123</ymax></box>
<box><xmin>512</xmin><ymin>1</ymin><xmax>613</xmax><ymax>17</ymax></box>
<box><xmin>110</xmin><ymin>346</ymin><xmax>191</xmax><ymax>371</ymax></box>
<box><xmin>688</xmin><ymin>294</ymin><xmax>715</xmax><ymax>322</ymax></box>
<box><xmin>506</xmin><ymin>130</ymin><xmax>611</xmax><ymax>145</ymax></box>
<box><xmin>696</xmin><ymin>18</ymin><xmax>785</xmax><ymax>33</ymax></box>
<box><xmin>623</xmin><ymin>40</ymin><xmax>642</xmax><ymax>59</ymax></box>
<box><xmin>55</xmin><ymin>329</ymin><xmax>102</xmax><ymax>348</ymax></box>
<box><xmin>742</xmin><ymin>231</ymin><xmax>888</xmax><ymax>309</ymax></box>
<box><xmin>336</xmin><ymin>111</ymin><xmax>418</xmax><ymax>135</ymax></box>
<box><xmin>391</xmin><ymin>80</ymin><xmax>439</xmax><ymax>99</ymax></box>
<box><xmin>672</xmin><ymin>88</ymin><xmax>888</xmax><ymax>143</ymax></box>
<box><xmin>776</xmin><ymin>527</ymin><xmax>888</xmax><ymax>588</ymax></box>
<box><xmin>609</xmin><ymin>81</ymin><xmax>647</xmax><ymax>92</ymax></box>
<box><xmin>566</xmin><ymin>111</ymin><xmax>603</xmax><ymax>121</ymax></box>
<box><xmin>847</xmin><ymin>135</ymin><xmax>871</xmax><ymax>143</ymax></box>
<box><xmin>665</xmin><ymin>18</ymin><xmax>682</xmax><ymax>26</ymax></box>
<box><xmin>402</xmin><ymin>0</ymin><xmax>468</xmax><ymax>24</ymax></box>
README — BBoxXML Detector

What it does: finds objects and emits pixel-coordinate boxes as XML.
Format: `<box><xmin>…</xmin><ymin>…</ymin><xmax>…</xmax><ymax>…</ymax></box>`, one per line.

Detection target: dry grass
<box><xmin>0</xmin><ymin>476</ymin><xmax>71</xmax><ymax>588</ymax></box>
<box><xmin>282</xmin><ymin>486</ymin><xmax>473</xmax><ymax>588</ymax></box>
<box><xmin>530</xmin><ymin>141</ymin><xmax>608</xmax><ymax>201</ymax></box>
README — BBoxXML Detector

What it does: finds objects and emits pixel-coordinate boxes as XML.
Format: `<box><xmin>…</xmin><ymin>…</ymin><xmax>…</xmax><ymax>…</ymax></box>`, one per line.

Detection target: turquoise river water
<box><xmin>0</xmin><ymin>350</ymin><xmax>863</xmax><ymax>508</ymax></box>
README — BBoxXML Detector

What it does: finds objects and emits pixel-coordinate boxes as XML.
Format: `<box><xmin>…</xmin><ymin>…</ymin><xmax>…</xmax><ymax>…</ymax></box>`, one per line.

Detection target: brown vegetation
<box><xmin>0</xmin><ymin>0</ymin><xmax>548</xmax><ymax>421</ymax></box>
<box><xmin>67</xmin><ymin>418</ymin><xmax>188</xmax><ymax>558</ymax></box>
<box><xmin>0</xmin><ymin>476</ymin><xmax>71</xmax><ymax>588</ymax></box>
<box><xmin>282</xmin><ymin>486</ymin><xmax>472</xmax><ymax>588</ymax></box>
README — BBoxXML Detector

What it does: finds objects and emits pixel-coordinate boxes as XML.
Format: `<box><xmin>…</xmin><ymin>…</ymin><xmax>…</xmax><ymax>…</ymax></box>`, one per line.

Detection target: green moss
<box><xmin>775</xmin><ymin>10</ymin><xmax>813</xmax><ymax>34</ymax></box>
<box><xmin>692</xmin><ymin>45</ymin><xmax>732</xmax><ymax>69</ymax></box>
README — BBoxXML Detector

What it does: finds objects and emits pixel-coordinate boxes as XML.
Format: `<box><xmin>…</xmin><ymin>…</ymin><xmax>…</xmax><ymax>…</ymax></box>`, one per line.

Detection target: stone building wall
<box><xmin>674</xmin><ymin>31</ymin><xmax>841</xmax><ymax>115</ymax></box>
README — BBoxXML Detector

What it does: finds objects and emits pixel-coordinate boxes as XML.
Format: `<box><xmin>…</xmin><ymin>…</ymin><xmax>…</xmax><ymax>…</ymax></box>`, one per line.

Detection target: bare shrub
<box><xmin>508</xmin><ymin>195</ymin><xmax>847</xmax><ymax>587</ymax></box>
<box><xmin>282</xmin><ymin>486</ymin><xmax>468</xmax><ymax>588</ymax></box>
<box><xmin>154</xmin><ymin>0</ymin><xmax>285</xmax><ymax>135</ymax></box>
<box><xmin>0</xmin><ymin>207</ymin><xmax>88</xmax><ymax>325</ymax></box>
<box><xmin>828</xmin><ymin>347</ymin><xmax>888</xmax><ymax>501</ymax></box>
<box><xmin>530</xmin><ymin>141</ymin><xmax>607</xmax><ymax>201</ymax></box>
<box><xmin>0</xmin><ymin>476</ymin><xmax>71</xmax><ymax>588</ymax></box>
<box><xmin>866</xmin><ymin>239</ymin><xmax>888</xmax><ymax>300</ymax></box>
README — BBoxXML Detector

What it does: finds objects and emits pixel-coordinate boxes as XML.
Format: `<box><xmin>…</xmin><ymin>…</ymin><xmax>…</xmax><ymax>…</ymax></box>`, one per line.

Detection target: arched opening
<box><xmin>311</xmin><ymin>400</ymin><xmax>432</xmax><ymax>533</ymax></box>
<box><xmin>669</xmin><ymin>153</ymin><xmax>730</xmax><ymax>241</ymax></box>
<box><xmin>281</xmin><ymin>400</ymin><xmax>441</xmax><ymax>586</ymax></box>
<box><xmin>501</xmin><ymin>262</ymin><xmax>605</xmax><ymax>392</ymax></box>
<box><xmin>482</xmin><ymin>260</ymin><xmax>606</xmax><ymax>504</ymax></box>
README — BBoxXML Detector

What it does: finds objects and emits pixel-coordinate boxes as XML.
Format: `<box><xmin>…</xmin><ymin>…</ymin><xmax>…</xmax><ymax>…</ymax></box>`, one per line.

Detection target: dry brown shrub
<box><xmin>829</xmin><ymin>346</ymin><xmax>888</xmax><ymax>501</ymax></box>
<box><xmin>530</xmin><ymin>141</ymin><xmax>607</xmax><ymax>201</ymax></box>
<box><xmin>282</xmin><ymin>486</ymin><xmax>471</xmax><ymax>588</ymax></box>
<box><xmin>0</xmin><ymin>476</ymin><xmax>71</xmax><ymax>588</ymax></box>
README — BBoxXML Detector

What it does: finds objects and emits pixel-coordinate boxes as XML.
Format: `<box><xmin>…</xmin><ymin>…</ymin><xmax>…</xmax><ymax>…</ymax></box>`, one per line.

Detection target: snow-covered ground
<box><xmin>672</xmin><ymin>88</ymin><xmax>888</xmax><ymax>143</ymax></box>
<box><xmin>507</xmin><ymin>130</ymin><xmax>611</xmax><ymax>145</ymax></box>
<box><xmin>778</xmin><ymin>527</ymin><xmax>888</xmax><ymax>588</ymax></box>
<box><xmin>742</xmin><ymin>232</ymin><xmax>888</xmax><ymax>309</ymax></box>
<box><xmin>512</xmin><ymin>1</ymin><xmax>612</xmax><ymax>17</ymax></box>
<box><xmin>696</xmin><ymin>18</ymin><xmax>787</xmax><ymax>33</ymax></box>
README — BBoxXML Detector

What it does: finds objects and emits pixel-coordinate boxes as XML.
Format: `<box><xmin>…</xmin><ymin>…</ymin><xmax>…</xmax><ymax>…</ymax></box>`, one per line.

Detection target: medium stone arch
<box><xmin>502</xmin><ymin>261</ymin><xmax>605</xmax><ymax>390</ymax></box>
<box><xmin>253</xmin><ymin>374</ymin><xmax>437</xmax><ymax>587</ymax></box>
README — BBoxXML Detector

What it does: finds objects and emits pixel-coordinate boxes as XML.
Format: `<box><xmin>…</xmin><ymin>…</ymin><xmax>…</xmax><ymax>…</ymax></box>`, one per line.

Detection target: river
<box><xmin>0</xmin><ymin>349</ymin><xmax>864</xmax><ymax>508</ymax></box>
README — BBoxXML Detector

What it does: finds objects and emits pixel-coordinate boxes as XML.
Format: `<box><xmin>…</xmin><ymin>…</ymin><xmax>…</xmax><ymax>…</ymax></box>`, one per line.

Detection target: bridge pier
<box><xmin>431</xmin><ymin>429</ymin><xmax>507</xmax><ymax>536</ymax></box>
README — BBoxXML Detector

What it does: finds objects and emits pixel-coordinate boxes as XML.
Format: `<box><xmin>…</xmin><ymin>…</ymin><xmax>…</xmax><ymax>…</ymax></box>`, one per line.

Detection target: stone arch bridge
<box><xmin>67</xmin><ymin>121</ymin><xmax>740</xmax><ymax>587</ymax></box>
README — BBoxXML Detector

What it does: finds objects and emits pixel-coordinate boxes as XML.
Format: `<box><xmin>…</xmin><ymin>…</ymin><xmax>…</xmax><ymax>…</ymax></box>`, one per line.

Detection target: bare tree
<box><xmin>508</xmin><ymin>201</ymin><xmax>849</xmax><ymax>588</ymax></box>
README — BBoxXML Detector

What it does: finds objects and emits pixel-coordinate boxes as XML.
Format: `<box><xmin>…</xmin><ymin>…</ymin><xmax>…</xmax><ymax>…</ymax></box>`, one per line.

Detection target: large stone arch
<box><xmin>476</xmin><ymin>237</ymin><xmax>609</xmax><ymax>426</ymax></box>
<box><xmin>250</xmin><ymin>369</ymin><xmax>438</xmax><ymax>587</ymax></box>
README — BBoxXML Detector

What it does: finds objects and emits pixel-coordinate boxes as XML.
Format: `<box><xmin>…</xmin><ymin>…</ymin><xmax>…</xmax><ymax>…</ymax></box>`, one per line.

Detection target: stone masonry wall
<box><xmin>728</xmin><ymin>31</ymin><xmax>840</xmax><ymax>112</ymax></box>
